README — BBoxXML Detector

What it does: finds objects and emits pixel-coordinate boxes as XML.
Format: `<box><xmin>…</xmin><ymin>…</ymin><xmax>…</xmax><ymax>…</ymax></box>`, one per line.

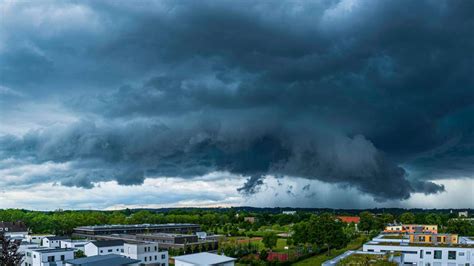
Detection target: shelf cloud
<box><xmin>1</xmin><ymin>0</ymin><xmax>473</xmax><ymax>206</ymax></box>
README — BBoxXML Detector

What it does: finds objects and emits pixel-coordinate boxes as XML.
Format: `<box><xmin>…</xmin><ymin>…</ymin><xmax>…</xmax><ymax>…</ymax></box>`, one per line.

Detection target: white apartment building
<box><xmin>26</xmin><ymin>235</ymin><xmax>55</xmax><ymax>245</ymax></box>
<box><xmin>363</xmin><ymin>241</ymin><xmax>474</xmax><ymax>265</ymax></box>
<box><xmin>174</xmin><ymin>252</ymin><xmax>236</xmax><ymax>266</ymax></box>
<box><xmin>22</xmin><ymin>248</ymin><xmax>75</xmax><ymax>266</ymax></box>
<box><xmin>122</xmin><ymin>242</ymin><xmax>168</xmax><ymax>266</ymax></box>
<box><xmin>84</xmin><ymin>240</ymin><xmax>124</xmax><ymax>257</ymax></box>
<box><xmin>42</xmin><ymin>237</ymin><xmax>71</xmax><ymax>248</ymax></box>
<box><xmin>19</xmin><ymin>241</ymin><xmax>40</xmax><ymax>255</ymax></box>
<box><xmin>60</xmin><ymin>240</ymin><xmax>90</xmax><ymax>252</ymax></box>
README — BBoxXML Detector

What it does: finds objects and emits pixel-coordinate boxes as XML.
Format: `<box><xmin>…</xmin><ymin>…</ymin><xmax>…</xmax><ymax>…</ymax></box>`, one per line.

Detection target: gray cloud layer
<box><xmin>1</xmin><ymin>0</ymin><xmax>473</xmax><ymax>202</ymax></box>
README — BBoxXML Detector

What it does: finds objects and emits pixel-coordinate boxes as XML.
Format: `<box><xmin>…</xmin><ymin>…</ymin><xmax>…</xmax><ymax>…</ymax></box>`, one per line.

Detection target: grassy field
<box><xmin>223</xmin><ymin>236</ymin><xmax>290</xmax><ymax>252</ymax></box>
<box><xmin>292</xmin><ymin>236</ymin><xmax>367</xmax><ymax>266</ymax></box>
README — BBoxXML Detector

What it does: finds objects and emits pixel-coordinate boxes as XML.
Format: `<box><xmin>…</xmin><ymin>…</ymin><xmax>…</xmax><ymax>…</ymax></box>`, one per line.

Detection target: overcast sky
<box><xmin>0</xmin><ymin>0</ymin><xmax>473</xmax><ymax>210</ymax></box>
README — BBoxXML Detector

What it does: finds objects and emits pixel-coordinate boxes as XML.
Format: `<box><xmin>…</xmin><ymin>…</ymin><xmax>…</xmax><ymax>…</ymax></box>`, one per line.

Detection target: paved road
<box><xmin>322</xmin><ymin>250</ymin><xmax>355</xmax><ymax>266</ymax></box>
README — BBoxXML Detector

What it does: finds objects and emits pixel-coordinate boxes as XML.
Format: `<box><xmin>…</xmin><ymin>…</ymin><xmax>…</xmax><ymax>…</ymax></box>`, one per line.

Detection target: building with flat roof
<box><xmin>409</xmin><ymin>233</ymin><xmax>458</xmax><ymax>245</ymax></box>
<box><xmin>74</xmin><ymin>224</ymin><xmax>201</xmax><ymax>238</ymax></box>
<box><xmin>22</xmin><ymin>247</ymin><xmax>75</xmax><ymax>266</ymax></box>
<box><xmin>60</xmin><ymin>239</ymin><xmax>90</xmax><ymax>252</ymax></box>
<box><xmin>65</xmin><ymin>254</ymin><xmax>140</xmax><ymax>266</ymax></box>
<box><xmin>82</xmin><ymin>233</ymin><xmax>219</xmax><ymax>253</ymax></box>
<box><xmin>42</xmin><ymin>236</ymin><xmax>71</xmax><ymax>248</ymax></box>
<box><xmin>122</xmin><ymin>242</ymin><xmax>168</xmax><ymax>265</ymax></box>
<box><xmin>384</xmin><ymin>224</ymin><xmax>438</xmax><ymax>234</ymax></box>
<box><xmin>243</xmin><ymin>217</ymin><xmax>256</xmax><ymax>224</ymax></box>
<box><xmin>26</xmin><ymin>234</ymin><xmax>55</xmax><ymax>245</ymax></box>
<box><xmin>174</xmin><ymin>252</ymin><xmax>236</xmax><ymax>266</ymax></box>
<box><xmin>362</xmin><ymin>233</ymin><xmax>474</xmax><ymax>266</ymax></box>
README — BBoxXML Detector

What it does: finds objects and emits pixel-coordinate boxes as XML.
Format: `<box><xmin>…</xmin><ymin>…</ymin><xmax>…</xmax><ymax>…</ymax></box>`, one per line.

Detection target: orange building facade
<box><xmin>384</xmin><ymin>224</ymin><xmax>438</xmax><ymax>234</ymax></box>
<box><xmin>409</xmin><ymin>233</ymin><xmax>458</xmax><ymax>244</ymax></box>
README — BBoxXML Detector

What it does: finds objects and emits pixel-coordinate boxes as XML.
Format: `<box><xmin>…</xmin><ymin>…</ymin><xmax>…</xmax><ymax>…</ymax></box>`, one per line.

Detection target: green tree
<box><xmin>259</xmin><ymin>249</ymin><xmax>269</xmax><ymax>261</ymax></box>
<box><xmin>400</xmin><ymin>212</ymin><xmax>416</xmax><ymax>224</ymax></box>
<box><xmin>425</xmin><ymin>213</ymin><xmax>442</xmax><ymax>226</ymax></box>
<box><xmin>359</xmin><ymin>212</ymin><xmax>375</xmax><ymax>232</ymax></box>
<box><xmin>0</xmin><ymin>233</ymin><xmax>24</xmax><ymax>265</ymax></box>
<box><xmin>313</xmin><ymin>213</ymin><xmax>348</xmax><ymax>253</ymax></box>
<box><xmin>291</xmin><ymin>221</ymin><xmax>309</xmax><ymax>245</ymax></box>
<box><xmin>74</xmin><ymin>250</ymin><xmax>86</xmax><ymax>258</ymax></box>
<box><xmin>447</xmin><ymin>219</ymin><xmax>474</xmax><ymax>235</ymax></box>
<box><xmin>262</xmin><ymin>232</ymin><xmax>278</xmax><ymax>249</ymax></box>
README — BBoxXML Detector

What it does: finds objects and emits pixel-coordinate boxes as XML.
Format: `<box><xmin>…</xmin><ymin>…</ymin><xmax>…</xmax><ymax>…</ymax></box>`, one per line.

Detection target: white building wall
<box><xmin>42</xmin><ymin>239</ymin><xmax>66</xmax><ymax>248</ymax></box>
<box><xmin>122</xmin><ymin>243</ymin><xmax>168</xmax><ymax>265</ymax></box>
<box><xmin>84</xmin><ymin>243</ymin><xmax>99</xmax><ymax>257</ymax></box>
<box><xmin>26</xmin><ymin>250</ymin><xmax>74</xmax><ymax>266</ymax></box>
<box><xmin>26</xmin><ymin>235</ymin><xmax>55</xmax><ymax>245</ymax></box>
<box><xmin>363</xmin><ymin>243</ymin><xmax>473</xmax><ymax>265</ymax></box>
<box><xmin>98</xmin><ymin>246</ymin><xmax>123</xmax><ymax>256</ymax></box>
<box><xmin>83</xmin><ymin>243</ymin><xmax>123</xmax><ymax>256</ymax></box>
<box><xmin>60</xmin><ymin>240</ymin><xmax>89</xmax><ymax>252</ymax></box>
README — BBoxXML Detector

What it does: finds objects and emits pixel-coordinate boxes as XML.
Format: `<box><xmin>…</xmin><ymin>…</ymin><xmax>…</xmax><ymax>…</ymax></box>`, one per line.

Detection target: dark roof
<box><xmin>89</xmin><ymin>240</ymin><xmax>124</xmax><ymax>247</ymax></box>
<box><xmin>75</xmin><ymin>223</ymin><xmax>199</xmax><ymax>231</ymax></box>
<box><xmin>33</xmin><ymin>248</ymin><xmax>75</xmax><ymax>254</ymax></box>
<box><xmin>65</xmin><ymin>254</ymin><xmax>140</xmax><ymax>266</ymax></box>
<box><xmin>45</xmin><ymin>236</ymin><xmax>70</xmax><ymax>241</ymax></box>
<box><xmin>0</xmin><ymin>221</ymin><xmax>28</xmax><ymax>232</ymax></box>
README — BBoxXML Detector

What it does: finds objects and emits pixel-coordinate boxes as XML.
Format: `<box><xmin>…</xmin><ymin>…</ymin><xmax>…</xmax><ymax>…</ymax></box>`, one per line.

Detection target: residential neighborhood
<box><xmin>0</xmin><ymin>209</ymin><xmax>473</xmax><ymax>265</ymax></box>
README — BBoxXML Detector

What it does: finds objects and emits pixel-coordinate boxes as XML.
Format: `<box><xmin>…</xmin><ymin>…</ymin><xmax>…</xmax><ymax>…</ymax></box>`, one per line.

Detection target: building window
<box><xmin>459</xmin><ymin>252</ymin><xmax>465</xmax><ymax>256</ymax></box>
<box><xmin>420</xmin><ymin>250</ymin><xmax>423</xmax><ymax>259</ymax></box>
<box><xmin>161</xmin><ymin>254</ymin><xmax>166</xmax><ymax>259</ymax></box>
<box><xmin>108</xmin><ymin>249</ymin><xmax>112</xmax><ymax>252</ymax></box>
<box><xmin>448</xmin><ymin>251</ymin><xmax>456</xmax><ymax>260</ymax></box>
<box><xmin>48</xmin><ymin>256</ymin><xmax>55</xmax><ymax>262</ymax></box>
<box><xmin>100</xmin><ymin>250</ymin><xmax>103</xmax><ymax>253</ymax></box>
<box><xmin>426</xmin><ymin>251</ymin><xmax>432</xmax><ymax>255</ymax></box>
<box><xmin>434</xmin><ymin>250</ymin><xmax>442</xmax><ymax>259</ymax></box>
<box><xmin>61</xmin><ymin>255</ymin><xmax>65</xmax><ymax>261</ymax></box>
<box><xmin>155</xmin><ymin>246</ymin><xmax>157</xmax><ymax>251</ymax></box>
<box><xmin>402</xmin><ymin>251</ymin><xmax>417</xmax><ymax>254</ymax></box>
<box><xmin>155</xmin><ymin>255</ymin><xmax>157</xmax><ymax>260</ymax></box>
<box><xmin>145</xmin><ymin>257</ymin><xmax>147</xmax><ymax>262</ymax></box>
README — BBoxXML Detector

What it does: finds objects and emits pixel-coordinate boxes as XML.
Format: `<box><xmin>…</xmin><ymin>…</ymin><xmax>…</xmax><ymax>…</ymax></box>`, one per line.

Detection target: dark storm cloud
<box><xmin>1</xmin><ymin>0</ymin><xmax>473</xmax><ymax>201</ymax></box>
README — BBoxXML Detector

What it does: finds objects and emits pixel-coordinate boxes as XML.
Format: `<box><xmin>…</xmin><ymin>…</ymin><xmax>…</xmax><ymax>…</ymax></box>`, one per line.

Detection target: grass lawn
<box><xmin>273</xmin><ymin>238</ymin><xmax>289</xmax><ymax>252</ymax></box>
<box><xmin>292</xmin><ymin>236</ymin><xmax>367</xmax><ymax>266</ymax></box>
<box><xmin>224</xmin><ymin>236</ymin><xmax>291</xmax><ymax>252</ymax></box>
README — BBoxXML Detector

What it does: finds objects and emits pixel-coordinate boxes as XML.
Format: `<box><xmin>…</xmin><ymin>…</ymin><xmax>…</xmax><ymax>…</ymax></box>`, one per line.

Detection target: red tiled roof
<box><xmin>337</xmin><ymin>216</ymin><xmax>360</xmax><ymax>224</ymax></box>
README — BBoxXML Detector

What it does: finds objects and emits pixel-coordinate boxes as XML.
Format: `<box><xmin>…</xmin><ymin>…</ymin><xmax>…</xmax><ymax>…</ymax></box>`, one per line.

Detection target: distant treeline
<box><xmin>0</xmin><ymin>208</ymin><xmax>472</xmax><ymax>236</ymax></box>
